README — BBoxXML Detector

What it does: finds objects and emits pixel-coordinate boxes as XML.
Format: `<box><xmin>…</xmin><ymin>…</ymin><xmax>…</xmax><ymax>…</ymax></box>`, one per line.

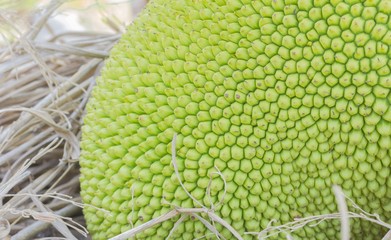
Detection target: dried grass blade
<box><xmin>109</xmin><ymin>209</ymin><xmax>179</xmax><ymax>240</ymax></box>
<box><xmin>0</xmin><ymin>217</ymin><xmax>10</xmax><ymax>239</ymax></box>
<box><xmin>10</xmin><ymin>204</ymin><xmax>83</xmax><ymax>240</ymax></box>
<box><xmin>166</xmin><ymin>215</ymin><xmax>187</xmax><ymax>239</ymax></box>
<box><xmin>34</xmin><ymin>42</ymin><xmax>109</xmax><ymax>58</ymax></box>
<box><xmin>171</xmin><ymin>133</ymin><xmax>204</xmax><ymax>208</ymax></box>
<box><xmin>333</xmin><ymin>185</ymin><xmax>350</xmax><ymax>240</ymax></box>
<box><xmin>0</xmin><ymin>138</ymin><xmax>61</xmax><ymax>208</ymax></box>
<box><xmin>207</xmin><ymin>211</ymin><xmax>243</xmax><ymax>240</ymax></box>
<box><xmin>0</xmin><ymin>107</ymin><xmax>79</xmax><ymax>160</ymax></box>
<box><xmin>25</xmin><ymin>0</ymin><xmax>66</xmax><ymax>40</ymax></box>
<box><xmin>29</xmin><ymin>193</ymin><xmax>78</xmax><ymax>240</ymax></box>
<box><xmin>190</xmin><ymin>213</ymin><xmax>225</xmax><ymax>240</ymax></box>
<box><xmin>382</xmin><ymin>230</ymin><xmax>391</xmax><ymax>240</ymax></box>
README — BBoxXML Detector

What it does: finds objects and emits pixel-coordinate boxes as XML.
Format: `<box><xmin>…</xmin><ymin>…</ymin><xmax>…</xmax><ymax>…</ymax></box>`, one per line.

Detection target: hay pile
<box><xmin>1</xmin><ymin>1</ymin><xmax>391</xmax><ymax>240</ymax></box>
<box><xmin>0</xmin><ymin>0</ymin><xmax>137</xmax><ymax>239</ymax></box>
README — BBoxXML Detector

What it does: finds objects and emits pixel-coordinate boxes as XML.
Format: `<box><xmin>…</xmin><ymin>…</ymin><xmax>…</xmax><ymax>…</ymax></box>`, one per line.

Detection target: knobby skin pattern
<box><xmin>80</xmin><ymin>0</ymin><xmax>391</xmax><ymax>239</ymax></box>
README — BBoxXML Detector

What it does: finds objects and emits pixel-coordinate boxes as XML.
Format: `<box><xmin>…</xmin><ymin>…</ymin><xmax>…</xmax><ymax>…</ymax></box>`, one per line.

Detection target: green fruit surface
<box><xmin>80</xmin><ymin>0</ymin><xmax>391</xmax><ymax>239</ymax></box>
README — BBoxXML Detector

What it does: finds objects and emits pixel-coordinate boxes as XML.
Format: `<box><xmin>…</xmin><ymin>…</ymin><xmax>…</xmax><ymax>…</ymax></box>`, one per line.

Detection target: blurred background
<box><xmin>0</xmin><ymin>0</ymin><xmax>147</xmax><ymax>47</ymax></box>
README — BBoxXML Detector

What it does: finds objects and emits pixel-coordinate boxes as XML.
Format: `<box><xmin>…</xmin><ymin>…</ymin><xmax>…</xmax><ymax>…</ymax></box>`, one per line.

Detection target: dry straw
<box><xmin>0</xmin><ymin>0</ymin><xmax>121</xmax><ymax>239</ymax></box>
<box><xmin>1</xmin><ymin>1</ymin><xmax>391</xmax><ymax>240</ymax></box>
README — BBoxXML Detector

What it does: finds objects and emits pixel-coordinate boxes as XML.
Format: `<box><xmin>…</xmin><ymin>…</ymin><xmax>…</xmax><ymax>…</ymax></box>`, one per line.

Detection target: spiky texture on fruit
<box><xmin>80</xmin><ymin>0</ymin><xmax>391</xmax><ymax>239</ymax></box>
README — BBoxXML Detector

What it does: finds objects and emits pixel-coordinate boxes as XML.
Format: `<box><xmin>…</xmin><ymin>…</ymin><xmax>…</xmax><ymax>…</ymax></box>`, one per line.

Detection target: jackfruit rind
<box><xmin>80</xmin><ymin>0</ymin><xmax>391</xmax><ymax>239</ymax></box>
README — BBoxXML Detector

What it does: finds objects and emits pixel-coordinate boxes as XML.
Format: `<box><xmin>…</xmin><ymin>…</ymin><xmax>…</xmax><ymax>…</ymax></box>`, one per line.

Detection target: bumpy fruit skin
<box><xmin>80</xmin><ymin>0</ymin><xmax>391</xmax><ymax>239</ymax></box>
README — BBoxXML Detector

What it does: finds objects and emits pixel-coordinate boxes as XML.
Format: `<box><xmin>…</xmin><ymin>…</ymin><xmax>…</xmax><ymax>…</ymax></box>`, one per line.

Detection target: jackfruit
<box><xmin>80</xmin><ymin>0</ymin><xmax>391</xmax><ymax>239</ymax></box>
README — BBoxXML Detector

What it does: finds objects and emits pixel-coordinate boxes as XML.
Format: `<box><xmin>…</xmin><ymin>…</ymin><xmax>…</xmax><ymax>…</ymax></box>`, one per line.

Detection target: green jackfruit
<box><xmin>80</xmin><ymin>0</ymin><xmax>391</xmax><ymax>239</ymax></box>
